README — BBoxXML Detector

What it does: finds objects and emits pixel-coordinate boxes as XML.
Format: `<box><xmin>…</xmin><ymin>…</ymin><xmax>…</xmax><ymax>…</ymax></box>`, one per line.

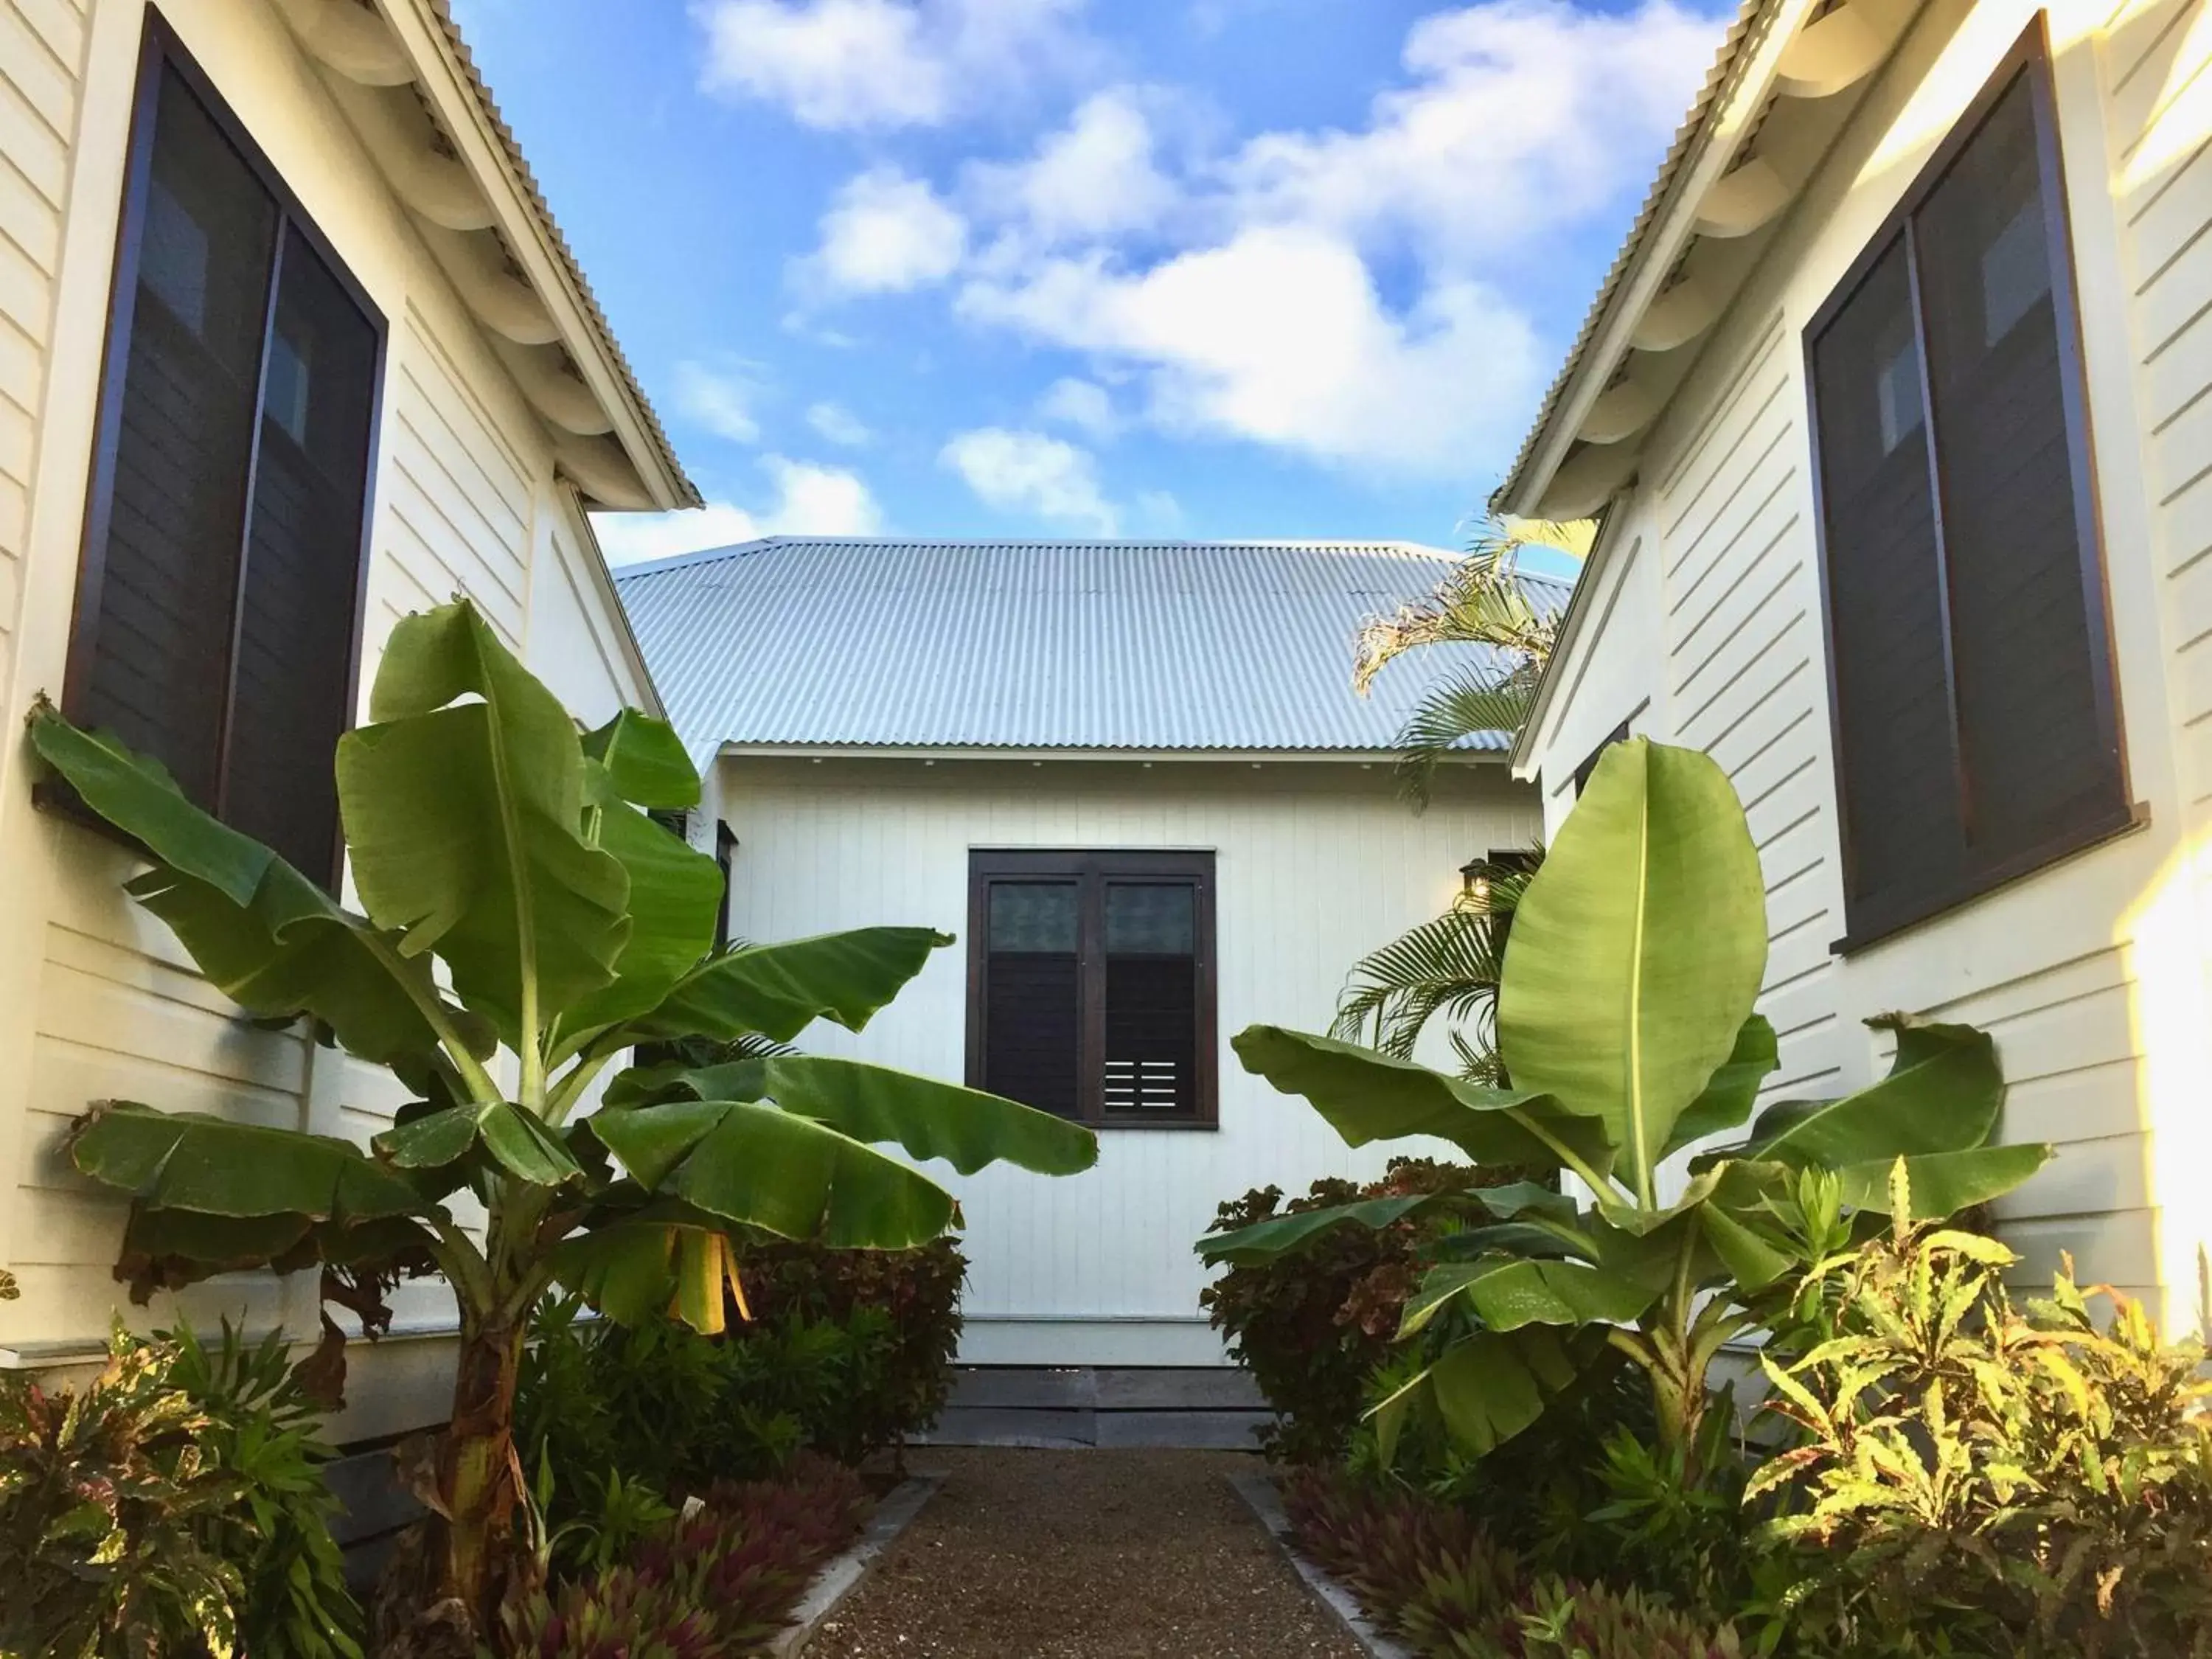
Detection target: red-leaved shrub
<box><xmin>507</xmin><ymin>1454</ymin><xmax>868</xmax><ymax>1657</ymax></box>
<box><xmin>1283</xmin><ymin>1468</ymin><xmax>1741</xmax><ymax>1658</ymax></box>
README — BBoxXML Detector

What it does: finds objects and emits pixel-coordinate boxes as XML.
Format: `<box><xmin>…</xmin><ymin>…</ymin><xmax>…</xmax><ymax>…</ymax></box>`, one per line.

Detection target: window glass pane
<box><xmin>223</xmin><ymin>226</ymin><xmax>378</xmax><ymax>877</ymax></box>
<box><xmin>988</xmin><ymin>882</ymin><xmax>1078</xmax><ymax>952</ymax></box>
<box><xmin>78</xmin><ymin>65</ymin><xmax>276</xmax><ymax>809</ymax></box>
<box><xmin>1811</xmin><ymin>237</ymin><xmax>1964</xmax><ymax>908</ymax></box>
<box><xmin>1105</xmin><ymin>883</ymin><xmax>1194</xmax><ymax>955</ymax></box>
<box><xmin>1914</xmin><ymin>75</ymin><xmax>2118</xmax><ymax>863</ymax></box>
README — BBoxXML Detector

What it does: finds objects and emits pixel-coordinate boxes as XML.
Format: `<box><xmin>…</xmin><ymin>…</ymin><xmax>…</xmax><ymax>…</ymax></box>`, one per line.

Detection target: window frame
<box><xmin>964</xmin><ymin>848</ymin><xmax>1219</xmax><ymax>1130</ymax></box>
<box><xmin>55</xmin><ymin>7</ymin><xmax>386</xmax><ymax>891</ymax></box>
<box><xmin>1804</xmin><ymin>14</ymin><xmax>2137</xmax><ymax>956</ymax></box>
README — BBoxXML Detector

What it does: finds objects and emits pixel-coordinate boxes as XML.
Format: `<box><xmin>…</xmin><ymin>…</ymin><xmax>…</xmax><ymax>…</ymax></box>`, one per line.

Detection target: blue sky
<box><xmin>450</xmin><ymin>0</ymin><xmax>1732</xmax><ymax>565</ymax></box>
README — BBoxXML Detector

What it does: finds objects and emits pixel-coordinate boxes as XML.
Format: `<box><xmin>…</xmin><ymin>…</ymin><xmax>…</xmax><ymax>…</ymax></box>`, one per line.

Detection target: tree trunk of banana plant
<box><xmin>437</xmin><ymin>1313</ymin><xmax>526</xmax><ymax>1637</ymax></box>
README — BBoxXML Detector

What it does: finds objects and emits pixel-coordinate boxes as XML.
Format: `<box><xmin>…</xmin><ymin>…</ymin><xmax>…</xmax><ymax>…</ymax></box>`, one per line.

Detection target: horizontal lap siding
<box><xmin>717</xmin><ymin>761</ymin><xmax>1540</xmax><ymax>1354</ymax></box>
<box><xmin>0</xmin><ymin>0</ymin><xmax>82</xmax><ymax>723</ymax></box>
<box><xmin>1528</xmin><ymin>0</ymin><xmax>2211</xmax><ymax>1317</ymax></box>
<box><xmin>1656</xmin><ymin>322</ymin><xmax>1848</xmax><ymax>1105</ymax></box>
<box><xmin>1</xmin><ymin>6</ymin><xmax>566</xmax><ymax>1357</ymax></box>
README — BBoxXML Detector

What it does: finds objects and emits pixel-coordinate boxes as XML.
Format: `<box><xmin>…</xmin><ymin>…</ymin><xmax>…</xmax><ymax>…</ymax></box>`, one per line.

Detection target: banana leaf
<box><xmin>1230</xmin><ymin>1026</ymin><xmax>1614</xmax><ymax>1175</ymax></box>
<box><xmin>627</xmin><ymin>927</ymin><xmax>953</xmax><ymax>1044</ymax></box>
<box><xmin>1498</xmin><ymin>739</ymin><xmax>1768</xmax><ymax>1198</ymax></box>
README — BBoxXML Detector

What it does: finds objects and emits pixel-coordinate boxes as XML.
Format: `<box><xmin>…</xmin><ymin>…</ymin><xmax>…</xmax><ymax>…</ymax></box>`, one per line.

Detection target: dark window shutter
<box><xmin>223</xmin><ymin>227</ymin><xmax>380</xmax><ymax>877</ymax></box>
<box><xmin>984</xmin><ymin>954</ymin><xmax>1082</xmax><ymax>1118</ymax></box>
<box><xmin>1812</xmin><ymin>237</ymin><xmax>1964</xmax><ymax>908</ymax></box>
<box><xmin>981</xmin><ymin>880</ymin><xmax>1082</xmax><ymax>1118</ymax></box>
<box><xmin>1807</xmin><ymin>25</ymin><xmax>2129</xmax><ymax>949</ymax></box>
<box><xmin>1913</xmin><ymin>77</ymin><xmax>2119</xmax><ymax>866</ymax></box>
<box><xmin>967</xmin><ymin>854</ymin><xmax>1215</xmax><ymax>1126</ymax></box>
<box><xmin>64</xmin><ymin>31</ymin><xmax>380</xmax><ymax>890</ymax></box>
<box><xmin>1102</xmin><ymin>882</ymin><xmax>1198</xmax><ymax>1114</ymax></box>
<box><xmin>77</xmin><ymin>64</ymin><xmax>277</xmax><ymax>811</ymax></box>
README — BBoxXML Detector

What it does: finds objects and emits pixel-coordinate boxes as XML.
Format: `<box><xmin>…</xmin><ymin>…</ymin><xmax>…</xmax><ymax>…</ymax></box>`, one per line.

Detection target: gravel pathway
<box><xmin>804</xmin><ymin>1448</ymin><xmax>1363</xmax><ymax>1659</ymax></box>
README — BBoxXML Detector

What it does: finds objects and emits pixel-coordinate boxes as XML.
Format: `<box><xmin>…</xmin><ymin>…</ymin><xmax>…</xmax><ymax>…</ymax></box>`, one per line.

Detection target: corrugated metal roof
<box><xmin>617</xmin><ymin>538</ymin><xmax>1571</xmax><ymax>762</ymax></box>
<box><xmin>1494</xmin><ymin>0</ymin><xmax>1783</xmax><ymax>512</ymax></box>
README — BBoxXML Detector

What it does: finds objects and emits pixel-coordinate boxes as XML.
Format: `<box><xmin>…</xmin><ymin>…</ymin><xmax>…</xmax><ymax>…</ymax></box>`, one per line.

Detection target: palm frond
<box><xmin>1331</xmin><ymin>908</ymin><xmax>1508</xmax><ymax>1060</ymax></box>
<box><xmin>1353</xmin><ymin>514</ymin><xmax>1589</xmax><ymax>692</ymax></box>
<box><xmin>1393</xmin><ymin>662</ymin><xmax>1541</xmax><ymax>806</ymax></box>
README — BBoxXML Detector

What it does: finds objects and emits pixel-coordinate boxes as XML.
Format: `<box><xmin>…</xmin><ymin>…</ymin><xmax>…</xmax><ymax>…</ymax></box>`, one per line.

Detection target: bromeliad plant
<box><xmin>27</xmin><ymin>599</ymin><xmax>1096</xmax><ymax>1641</ymax></box>
<box><xmin>1203</xmin><ymin>738</ymin><xmax>2048</xmax><ymax>1475</ymax></box>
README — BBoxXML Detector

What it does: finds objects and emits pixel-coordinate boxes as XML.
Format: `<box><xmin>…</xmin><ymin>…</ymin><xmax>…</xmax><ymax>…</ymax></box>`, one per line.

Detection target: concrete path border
<box><xmin>769</xmin><ymin>1472</ymin><xmax>945</xmax><ymax>1658</ymax></box>
<box><xmin>1226</xmin><ymin>1470</ymin><xmax>1417</xmax><ymax>1659</ymax></box>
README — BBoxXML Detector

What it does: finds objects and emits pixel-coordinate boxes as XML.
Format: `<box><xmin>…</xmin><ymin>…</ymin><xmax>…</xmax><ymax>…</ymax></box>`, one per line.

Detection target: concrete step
<box><xmin>921</xmin><ymin>1366</ymin><xmax>1273</xmax><ymax>1450</ymax></box>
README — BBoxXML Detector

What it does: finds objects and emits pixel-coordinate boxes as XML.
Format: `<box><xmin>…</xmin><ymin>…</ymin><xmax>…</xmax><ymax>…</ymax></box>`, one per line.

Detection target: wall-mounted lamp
<box><xmin>1459</xmin><ymin>857</ymin><xmax>1490</xmax><ymax>907</ymax></box>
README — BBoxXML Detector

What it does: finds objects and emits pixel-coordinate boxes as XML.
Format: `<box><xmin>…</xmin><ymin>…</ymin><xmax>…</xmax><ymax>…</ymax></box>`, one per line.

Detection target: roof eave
<box><xmin>1496</xmin><ymin>0</ymin><xmax>1795</xmax><ymax>519</ymax></box>
<box><xmin>713</xmin><ymin>742</ymin><xmax>1514</xmax><ymax>766</ymax></box>
<box><xmin>1509</xmin><ymin>492</ymin><xmax>1636</xmax><ymax>779</ymax></box>
<box><xmin>375</xmin><ymin>0</ymin><xmax>698</xmax><ymax>510</ymax></box>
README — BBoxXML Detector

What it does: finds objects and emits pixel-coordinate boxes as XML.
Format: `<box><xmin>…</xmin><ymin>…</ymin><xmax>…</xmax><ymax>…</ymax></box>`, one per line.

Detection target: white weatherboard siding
<box><xmin>716</xmin><ymin>756</ymin><xmax>1540</xmax><ymax>1366</ymax></box>
<box><xmin>1522</xmin><ymin>0</ymin><xmax>2212</xmax><ymax>1331</ymax></box>
<box><xmin>0</xmin><ymin>0</ymin><xmax>657</xmax><ymax>1438</ymax></box>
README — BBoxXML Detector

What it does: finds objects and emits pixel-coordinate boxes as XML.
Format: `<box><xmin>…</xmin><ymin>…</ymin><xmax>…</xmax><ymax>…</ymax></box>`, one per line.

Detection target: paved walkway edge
<box><xmin>1226</xmin><ymin>1470</ymin><xmax>1419</xmax><ymax>1659</ymax></box>
<box><xmin>770</xmin><ymin>1472</ymin><xmax>945</xmax><ymax>1658</ymax></box>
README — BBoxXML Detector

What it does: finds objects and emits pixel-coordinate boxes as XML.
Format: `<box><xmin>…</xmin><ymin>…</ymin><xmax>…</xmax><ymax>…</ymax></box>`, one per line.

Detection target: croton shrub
<box><xmin>1200</xmin><ymin>1158</ymin><xmax>1528</xmax><ymax>1464</ymax></box>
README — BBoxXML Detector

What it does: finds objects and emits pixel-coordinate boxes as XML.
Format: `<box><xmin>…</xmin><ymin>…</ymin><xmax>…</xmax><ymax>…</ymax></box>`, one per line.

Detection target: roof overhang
<box><xmin>1496</xmin><ymin>0</ymin><xmax>1922</xmax><ymax>521</ymax></box>
<box><xmin>268</xmin><ymin>0</ymin><xmax>698</xmax><ymax>512</ymax></box>
<box><xmin>714</xmin><ymin>743</ymin><xmax>1514</xmax><ymax>767</ymax></box>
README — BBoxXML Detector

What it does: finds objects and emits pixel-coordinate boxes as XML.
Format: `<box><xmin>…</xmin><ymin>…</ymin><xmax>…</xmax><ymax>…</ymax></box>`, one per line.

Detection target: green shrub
<box><xmin>734</xmin><ymin>1234</ymin><xmax>965</xmax><ymax>1466</ymax></box>
<box><xmin>1283</xmin><ymin>1468</ymin><xmax>1742</xmax><ymax>1657</ymax></box>
<box><xmin>1200</xmin><ymin>1158</ymin><xmax>1526</xmax><ymax>1464</ymax></box>
<box><xmin>504</xmin><ymin>1454</ymin><xmax>868</xmax><ymax>1657</ymax></box>
<box><xmin>516</xmin><ymin>1235</ymin><xmax>964</xmax><ymax>1556</ymax></box>
<box><xmin>1748</xmin><ymin>1172</ymin><xmax>2212</xmax><ymax>1657</ymax></box>
<box><xmin>168</xmin><ymin>1321</ymin><xmax>366</xmax><ymax>1659</ymax></box>
<box><xmin>0</xmin><ymin>1329</ymin><xmax>246</xmax><ymax>1659</ymax></box>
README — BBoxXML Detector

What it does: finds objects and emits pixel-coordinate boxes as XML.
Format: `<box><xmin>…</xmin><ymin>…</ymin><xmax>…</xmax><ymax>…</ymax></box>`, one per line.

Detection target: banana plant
<box><xmin>27</xmin><ymin>599</ymin><xmax>1096</xmax><ymax>1642</ymax></box>
<box><xmin>1202</xmin><ymin>738</ymin><xmax>2048</xmax><ymax>1475</ymax></box>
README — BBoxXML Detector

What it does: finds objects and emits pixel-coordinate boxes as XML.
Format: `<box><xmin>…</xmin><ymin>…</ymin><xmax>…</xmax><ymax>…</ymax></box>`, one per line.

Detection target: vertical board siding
<box><xmin>717</xmin><ymin>759</ymin><xmax>1540</xmax><ymax>1356</ymax></box>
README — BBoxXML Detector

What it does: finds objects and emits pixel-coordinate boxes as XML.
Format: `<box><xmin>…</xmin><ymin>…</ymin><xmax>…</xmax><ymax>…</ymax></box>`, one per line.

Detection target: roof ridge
<box><xmin>612</xmin><ymin>535</ymin><xmax>1471</xmax><ymax>581</ymax></box>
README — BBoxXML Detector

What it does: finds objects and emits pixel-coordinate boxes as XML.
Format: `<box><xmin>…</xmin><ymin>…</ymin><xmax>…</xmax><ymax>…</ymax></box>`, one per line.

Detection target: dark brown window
<box><xmin>1571</xmin><ymin>720</ymin><xmax>1632</xmax><ymax>796</ymax></box>
<box><xmin>62</xmin><ymin>15</ymin><xmax>382</xmax><ymax>886</ymax></box>
<box><xmin>1807</xmin><ymin>21</ymin><xmax>2131</xmax><ymax>952</ymax></box>
<box><xmin>966</xmin><ymin>850</ymin><xmax>1217</xmax><ymax>1127</ymax></box>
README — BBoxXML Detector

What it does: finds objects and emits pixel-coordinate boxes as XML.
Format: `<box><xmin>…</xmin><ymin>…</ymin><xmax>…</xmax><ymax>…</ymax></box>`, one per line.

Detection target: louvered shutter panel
<box><xmin>981</xmin><ymin>883</ymin><xmax>1082</xmax><ymax>1119</ymax></box>
<box><xmin>1913</xmin><ymin>77</ymin><xmax>2121</xmax><ymax>866</ymax></box>
<box><xmin>77</xmin><ymin>66</ymin><xmax>278</xmax><ymax>812</ymax></box>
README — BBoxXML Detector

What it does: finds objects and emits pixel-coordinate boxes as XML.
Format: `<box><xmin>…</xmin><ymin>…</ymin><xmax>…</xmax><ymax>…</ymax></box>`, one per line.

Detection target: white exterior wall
<box><xmin>0</xmin><ymin>0</ymin><xmax>656</xmax><ymax>1437</ymax></box>
<box><xmin>1523</xmin><ymin>0</ymin><xmax>2212</xmax><ymax>1330</ymax></box>
<box><xmin>714</xmin><ymin>754</ymin><xmax>1540</xmax><ymax>1366</ymax></box>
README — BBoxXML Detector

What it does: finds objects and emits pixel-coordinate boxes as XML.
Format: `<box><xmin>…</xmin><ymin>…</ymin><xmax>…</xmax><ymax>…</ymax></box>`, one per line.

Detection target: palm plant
<box><xmin>27</xmin><ymin>599</ymin><xmax>1096</xmax><ymax>1644</ymax></box>
<box><xmin>1355</xmin><ymin>515</ymin><xmax>1593</xmax><ymax>804</ymax></box>
<box><xmin>1329</xmin><ymin>850</ymin><xmax>1539</xmax><ymax>1084</ymax></box>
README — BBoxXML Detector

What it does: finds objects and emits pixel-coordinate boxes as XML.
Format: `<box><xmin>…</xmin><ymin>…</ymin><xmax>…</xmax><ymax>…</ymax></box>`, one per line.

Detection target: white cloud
<box><xmin>673</xmin><ymin>358</ymin><xmax>765</xmax><ymax>445</ymax></box>
<box><xmin>806</xmin><ymin>400</ymin><xmax>873</xmax><ymax>445</ymax></box>
<box><xmin>1036</xmin><ymin>376</ymin><xmax>1120</xmax><ymax>439</ymax></box>
<box><xmin>592</xmin><ymin>456</ymin><xmax>882</xmax><ymax>565</ymax></box>
<box><xmin>762</xmin><ymin>455</ymin><xmax>883</xmax><ymax>533</ymax></box>
<box><xmin>940</xmin><ymin>427</ymin><xmax>1120</xmax><ymax>535</ymax></box>
<box><xmin>801</xmin><ymin>168</ymin><xmax>967</xmax><ymax>296</ymax></box>
<box><xmin>591</xmin><ymin>500</ymin><xmax>765</xmax><ymax>566</ymax></box>
<box><xmin>695</xmin><ymin>0</ymin><xmax>1091</xmax><ymax>131</ymax></box>
<box><xmin>966</xmin><ymin>88</ymin><xmax>1180</xmax><ymax>246</ymax></box>
<box><xmin>941</xmin><ymin>0</ymin><xmax>1716</xmax><ymax>479</ymax></box>
<box><xmin>1222</xmin><ymin>1</ymin><xmax>1718</xmax><ymax>271</ymax></box>
<box><xmin>961</xmin><ymin>226</ymin><xmax>1543</xmax><ymax>475</ymax></box>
